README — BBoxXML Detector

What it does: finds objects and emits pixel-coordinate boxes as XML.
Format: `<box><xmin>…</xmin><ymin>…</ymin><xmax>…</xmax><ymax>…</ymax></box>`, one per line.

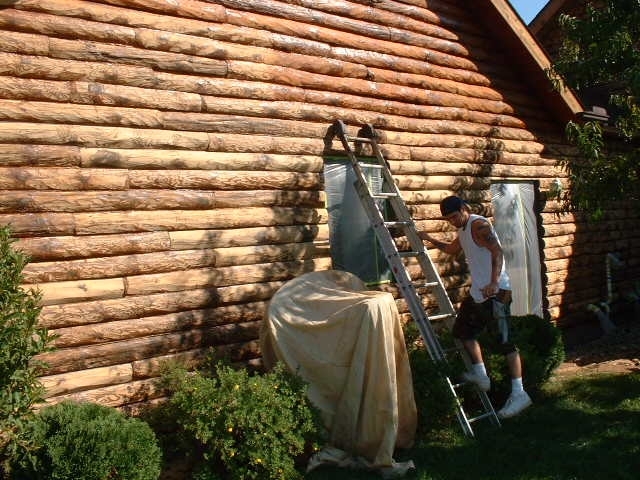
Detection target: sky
<box><xmin>508</xmin><ymin>0</ymin><xmax>550</xmax><ymax>24</ymax></box>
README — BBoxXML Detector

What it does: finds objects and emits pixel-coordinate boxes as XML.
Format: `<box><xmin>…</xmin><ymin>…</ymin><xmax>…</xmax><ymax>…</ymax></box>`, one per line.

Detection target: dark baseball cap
<box><xmin>439</xmin><ymin>196</ymin><xmax>465</xmax><ymax>216</ymax></box>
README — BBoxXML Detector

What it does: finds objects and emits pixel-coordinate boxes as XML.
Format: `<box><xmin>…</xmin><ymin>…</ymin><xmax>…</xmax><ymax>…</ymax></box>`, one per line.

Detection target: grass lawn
<box><xmin>306</xmin><ymin>371</ymin><xmax>640</xmax><ymax>480</ymax></box>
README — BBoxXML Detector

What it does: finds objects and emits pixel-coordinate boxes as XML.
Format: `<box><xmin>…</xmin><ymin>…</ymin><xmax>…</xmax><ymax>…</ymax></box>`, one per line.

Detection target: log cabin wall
<box><xmin>0</xmin><ymin>0</ymin><xmax>637</xmax><ymax>410</ymax></box>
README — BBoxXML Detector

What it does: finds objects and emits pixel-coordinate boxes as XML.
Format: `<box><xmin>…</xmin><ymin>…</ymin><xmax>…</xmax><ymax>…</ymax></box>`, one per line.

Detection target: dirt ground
<box><xmin>554</xmin><ymin>313</ymin><xmax>640</xmax><ymax>378</ymax></box>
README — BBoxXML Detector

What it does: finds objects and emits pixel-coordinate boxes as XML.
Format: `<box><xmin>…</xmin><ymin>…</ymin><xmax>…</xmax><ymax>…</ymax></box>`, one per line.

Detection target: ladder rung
<box><xmin>410</xmin><ymin>281</ymin><xmax>439</xmax><ymax>290</ymax></box>
<box><xmin>357</xmin><ymin>162</ymin><xmax>383</xmax><ymax>169</ymax></box>
<box><xmin>347</xmin><ymin>135</ymin><xmax>374</xmax><ymax>143</ymax></box>
<box><xmin>398</xmin><ymin>250</ymin><xmax>420</xmax><ymax>258</ymax></box>
<box><xmin>371</xmin><ymin>192</ymin><xmax>398</xmax><ymax>198</ymax></box>
<box><xmin>384</xmin><ymin>221</ymin><xmax>411</xmax><ymax>228</ymax></box>
<box><xmin>468</xmin><ymin>411</ymin><xmax>495</xmax><ymax>424</ymax></box>
<box><xmin>428</xmin><ymin>313</ymin><xmax>455</xmax><ymax>321</ymax></box>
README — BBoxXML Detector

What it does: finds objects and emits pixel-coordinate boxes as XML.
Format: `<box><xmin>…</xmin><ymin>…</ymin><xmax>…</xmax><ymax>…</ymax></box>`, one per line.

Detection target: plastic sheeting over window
<box><xmin>324</xmin><ymin>160</ymin><xmax>392</xmax><ymax>285</ymax></box>
<box><xmin>491</xmin><ymin>183</ymin><xmax>543</xmax><ymax>317</ymax></box>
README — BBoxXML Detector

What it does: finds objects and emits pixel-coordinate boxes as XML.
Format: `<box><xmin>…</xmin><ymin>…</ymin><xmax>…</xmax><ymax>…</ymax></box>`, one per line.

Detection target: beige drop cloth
<box><xmin>260</xmin><ymin>270</ymin><xmax>417</xmax><ymax>468</ymax></box>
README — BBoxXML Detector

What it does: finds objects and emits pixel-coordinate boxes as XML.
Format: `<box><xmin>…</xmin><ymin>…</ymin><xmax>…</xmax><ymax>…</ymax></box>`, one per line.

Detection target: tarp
<box><xmin>260</xmin><ymin>270</ymin><xmax>417</xmax><ymax>470</ymax></box>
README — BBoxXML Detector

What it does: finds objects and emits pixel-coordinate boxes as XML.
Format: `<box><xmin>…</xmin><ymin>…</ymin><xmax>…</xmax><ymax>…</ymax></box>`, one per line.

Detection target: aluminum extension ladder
<box><xmin>332</xmin><ymin>119</ymin><xmax>501</xmax><ymax>436</ymax></box>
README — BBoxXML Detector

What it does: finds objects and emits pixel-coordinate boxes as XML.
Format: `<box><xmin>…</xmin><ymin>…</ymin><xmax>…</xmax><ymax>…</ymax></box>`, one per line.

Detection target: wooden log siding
<box><xmin>0</xmin><ymin>0</ymin><xmax>637</xmax><ymax>408</ymax></box>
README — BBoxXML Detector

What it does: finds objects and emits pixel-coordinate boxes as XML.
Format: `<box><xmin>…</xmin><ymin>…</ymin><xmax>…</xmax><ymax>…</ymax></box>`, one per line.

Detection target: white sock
<box><xmin>472</xmin><ymin>362</ymin><xmax>487</xmax><ymax>377</ymax></box>
<box><xmin>511</xmin><ymin>377</ymin><xmax>524</xmax><ymax>394</ymax></box>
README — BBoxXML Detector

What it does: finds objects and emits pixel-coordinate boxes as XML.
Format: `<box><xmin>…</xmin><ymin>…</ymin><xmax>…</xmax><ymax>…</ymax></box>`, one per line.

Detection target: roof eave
<box><xmin>475</xmin><ymin>0</ymin><xmax>583</xmax><ymax>124</ymax></box>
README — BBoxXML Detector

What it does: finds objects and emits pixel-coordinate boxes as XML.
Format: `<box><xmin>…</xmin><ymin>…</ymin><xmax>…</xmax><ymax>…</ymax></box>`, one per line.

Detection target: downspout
<box><xmin>586</xmin><ymin>253</ymin><xmax>622</xmax><ymax>334</ymax></box>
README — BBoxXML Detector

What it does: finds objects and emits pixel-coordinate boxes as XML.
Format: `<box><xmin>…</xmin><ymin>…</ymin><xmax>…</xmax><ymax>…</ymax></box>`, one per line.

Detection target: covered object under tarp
<box><xmin>260</xmin><ymin>270</ymin><xmax>417</xmax><ymax>468</ymax></box>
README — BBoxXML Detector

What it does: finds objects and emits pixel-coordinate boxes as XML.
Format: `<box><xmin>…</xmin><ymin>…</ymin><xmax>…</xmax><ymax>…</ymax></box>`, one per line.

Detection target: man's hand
<box><xmin>481</xmin><ymin>281</ymin><xmax>499</xmax><ymax>298</ymax></box>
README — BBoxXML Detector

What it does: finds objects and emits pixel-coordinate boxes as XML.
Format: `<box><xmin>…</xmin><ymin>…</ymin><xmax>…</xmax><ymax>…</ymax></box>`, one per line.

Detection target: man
<box><xmin>419</xmin><ymin>195</ymin><xmax>532</xmax><ymax>418</ymax></box>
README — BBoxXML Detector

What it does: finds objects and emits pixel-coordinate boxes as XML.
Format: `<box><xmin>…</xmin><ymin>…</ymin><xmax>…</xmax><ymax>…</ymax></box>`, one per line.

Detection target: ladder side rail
<box><xmin>354</xmin><ymin>181</ymin><xmax>446</xmax><ymax>361</ymax></box>
<box><xmin>383</xmin><ymin>193</ymin><xmax>458</xmax><ymax>319</ymax></box>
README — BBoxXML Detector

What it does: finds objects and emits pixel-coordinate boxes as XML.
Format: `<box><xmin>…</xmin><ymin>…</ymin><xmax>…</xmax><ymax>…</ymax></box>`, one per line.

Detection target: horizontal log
<box><xmin>24</xmin><ymin>241</ymin><xmax>329</xmax><ymax>282</ymax></box>
<box><xmin>0</xmin><ymin>189</ymin><xmax>324</xmax><ymax>213</ymax></box>
<box><xmin>0</xmin><ymin>167</ymin><xmax>128</xmax><ymax>190</ymax></box>
<box><xmin>380</xmin><ymin>130</ymin><xmax>545</xmax><ymax>153</ymax></box>
<box><xmin>124</xmin><ymin>257</ymin><xmax>332</xmax><ymax>295</ymax></box>
<box><xmin>199</xmin><ymin>90</ymin><xmax>519</xmax><ymax>123</ymax></box>
<box><xmin>393</xmin><ymin>175</ymin><xmax>491</xmax><ymax>193</ymax></box>
<box><xmin>0</xmin><ymin>76</ymin><xmax>203</xmax><ymax>112</ymax></box>
<box><xmin>42</xmin><ymin>377</ymin><xmax>163</xmax><ymax>408</ymax></box>
<box><xmin>0</xmin><ymin>6</ymin><xmax>137</xmax><ymax>43</ymax></box>
<box><xmin>75</xmin><ymin>207</ymin><xmax>328</xmax><ymax>235</ymax></box>
<box><xmin>40</xmin><ymin>364</ymin><xmax>133</xmax><ymax>397</ymax></box>
<box><xmin>0</xmin><ymin>212</ymin><xmax>76</xmax><ymax>237</ymax></box>
<box><xmin>15</xmin><ymin>225</ymin><xmax>329</xmax><ymax>262</ymax></box>
<box><xmin>388</xmin><ymin>159</ymin><xmax>556</xmax><ymax>179</ymax></box>
<box><xmin>38</xmin><ymin>281</ymin><xmax>285</xmax><ymax>328</ymax></box>
<box><xmin>1</xmin><ymin>190</ymin><xmax>210</xmax><ymax>213</ymax></box>
<box><xmin>51</xmin><ymin>301</ymin><xmax>267</xmax><ymax>348</ymax></box>
<box><xmin>26</xmin><ymin>277</ymin><xmax>125</xmax><ymax>306</ymax></box>
<box><xmin>168</xmin><ymin>224</ymin><xmax>329</xmax><ymax>249</ymax></box>
<box><xmin>0</xmin><ymin>122</ymin><xmax>211</xmax><ymax>150</ymax></box>
<box><xmin>51</xmin><ymin>34</ymin><xmax>228</xmax><ymax>75</ymax></box>
<box><xmin>80</xmin><ymin>149</ymin><xmax>324</xmax><ymax>172</ymax></box>
<box><xmin>163</xmin><ymin>110</ymin><xmax>336</xmax><ymax>138</ymax></box>
<box><xmin>1</xmin><ymin>206</ymin><xmax>328</xmax><ymax>236</ymax></box>
<box><xmin>127</xmin><ymin>170</ymin><xmax>322</xmax><ymax>190</ymax></box>
<box><xmin>77</xmin><ymin>0</ymin><xmax>228</xmax><ymax>24</ymax></box>
<box><xmin>131</xmin><ymin>339</ymin><xmax>261</xmax><ymax>379</ymax></box>
<box><xmin>0</xmin><ymin>99</ymin><xmax>164</xmax><ymax>128</ymax></box>
<box><xmin>15</xmin><ymin>231</ymin><xmax>171</xmax><ymax>261</ymax></box>
<box><xmin>0</xmin><ymin>143</ymin><xmax>81</xmax><ymax>166</ymax></box>
<box><xmin>37</xmin><ymin>320</ymin><xmax>262</xmax><ymax>374</ymax></box>
<box><xmin>543</xmin><ymin>241</ymin><xmax>634</xmax><ymax>261</ymax></box>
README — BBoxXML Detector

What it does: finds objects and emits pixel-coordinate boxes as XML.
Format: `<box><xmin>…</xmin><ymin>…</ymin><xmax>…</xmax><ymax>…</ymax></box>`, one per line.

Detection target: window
<box><xmin>324</xmin><ymin>159</ymin><xmax>392</xmax><ymax>285</ymax></box>
<box><xmin>490</xmin><ymin>182</ymin><xmax>543</xmax><ymax>317</ymax></box>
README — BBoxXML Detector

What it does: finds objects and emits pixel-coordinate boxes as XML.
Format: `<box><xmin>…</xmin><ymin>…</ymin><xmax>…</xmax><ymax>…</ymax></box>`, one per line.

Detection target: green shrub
<box><xmin>158</xmin><ymin>360</ymin><xmax>324</xmax><ymax>480</ymax></box>
<box><xmin>0</xmin><ymin>225</ymin><xmax>53</xmax><ymax>476</ymax></box>
<box><xmin>404</xmin><ymin>322</ymin><xmax>462</xmax><ymax>433</ymax></box>
<box><xmin>481</xmin><ymin>314</ymin><xmax>565</xmax><ymax>399</ymax></box>
<box><xmin>405</xmin><ymin>315</ymin><xmax>564</xmax><ymax>432</ymax></box>
<box><xmin>12</xmin><ymin>401</ymin><xmax>162</xmax><ymax>480</ymax></box>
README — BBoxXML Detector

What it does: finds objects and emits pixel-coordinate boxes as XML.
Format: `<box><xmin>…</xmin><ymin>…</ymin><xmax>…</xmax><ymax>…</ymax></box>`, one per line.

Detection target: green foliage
<box><xmin>404</xmin><ymin>315</ymin><xmax>563</xmax><ymax>432</ymax></box>
<box><xmin>548</xmin><ymin>0</ymin><xmax>640</xmax><ymax>218</ymax></box>
<box><xmin>480</xmin><ymin>315</ymin><xmax>565</xmax><ymax>399</ymax></box>
<box><xmin>158</xmin><ymin>360</ymin><xmax>324</xmax><ymax>480</ymax></box>
<box><xmin>404</xmin><ymin>322</ymin><xmax>461</xmax><ymax>433</ymax></box>
<box><xmin>0</xmin><ymin>225</ymin><xmax>53</xmax><ymax>476</ymax></box>
<box><xmin>11</xmin><ymin>401</ymin><xmax>162</xmax><ymax>480</ymax></box>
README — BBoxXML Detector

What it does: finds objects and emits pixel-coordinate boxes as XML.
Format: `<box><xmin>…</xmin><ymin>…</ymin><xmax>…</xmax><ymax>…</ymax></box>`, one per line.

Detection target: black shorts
<box><xmin>452</xmin><ymin>291</ymin><xmax>517</xmax><ymax>355</ymax></box>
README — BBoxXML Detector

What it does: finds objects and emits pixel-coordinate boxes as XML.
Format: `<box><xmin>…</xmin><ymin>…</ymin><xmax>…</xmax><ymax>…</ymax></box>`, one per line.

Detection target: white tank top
<box><xmin>458</xmin><ymin>214</ymin><xmax>511</xmax><ymax>303</ymax></box>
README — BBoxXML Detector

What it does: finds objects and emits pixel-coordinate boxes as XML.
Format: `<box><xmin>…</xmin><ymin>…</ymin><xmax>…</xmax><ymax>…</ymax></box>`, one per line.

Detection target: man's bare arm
<box><xmin>418</xmin><ymin>231</ymin><xmax>462</xmax><ymax>255</ymax></box>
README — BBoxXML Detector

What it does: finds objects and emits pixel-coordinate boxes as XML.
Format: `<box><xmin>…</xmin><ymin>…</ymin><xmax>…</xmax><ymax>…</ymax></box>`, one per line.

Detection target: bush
<box><xmin>11</xmin><ymin>401</ymin><xmax>162</xmax><ymax>480</ymax></box>
<box><xmin>158</xmin><ymin>360</ymin><xmax>324</xmax><ymax>480</ymax></box>
<box><xmin>405</xmin><ymin>315</ymin><xmax>564</xmax><ymax>431</ymax></box>
<box><xmin>0</xmin><ymin>225</ymin><xmax>53</xmax><ymax>476</ymax></box>
<box><xmin>481</xmin><ymin>314</ymin><xmax>565</xmax><ymax>398</ymax></box>
<box><xmin>404</xmin><ymin>322</ymin><xmax>461</xmax><ymax>433</ymax></box>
